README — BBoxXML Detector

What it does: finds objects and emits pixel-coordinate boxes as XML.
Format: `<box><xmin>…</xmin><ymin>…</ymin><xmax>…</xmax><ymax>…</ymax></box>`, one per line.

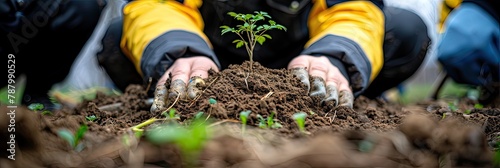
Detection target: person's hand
<box><xmin>150</xmin><ymin>56</ymin><xmax>218</xmax><ymax>112</ymax></box>
<box><xmin>288</xmin><ymin>55</ymin><xmax>354</xmax><ymax>108</ymax></box>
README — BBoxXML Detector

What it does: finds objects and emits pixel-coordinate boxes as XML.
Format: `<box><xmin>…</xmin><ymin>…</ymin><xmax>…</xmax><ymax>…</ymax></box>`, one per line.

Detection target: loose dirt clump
<box><xmin>0</xmin><ymin>61</ymin><xmax>497</xmax><ymax>167</ymax></box>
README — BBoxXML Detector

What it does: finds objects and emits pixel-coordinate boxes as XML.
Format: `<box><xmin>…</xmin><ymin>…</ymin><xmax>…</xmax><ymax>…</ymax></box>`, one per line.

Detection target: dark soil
<box><xmin>1</xmin><ymin>61</ymin><xmax>498</xmax><ymax>167</ymax></box>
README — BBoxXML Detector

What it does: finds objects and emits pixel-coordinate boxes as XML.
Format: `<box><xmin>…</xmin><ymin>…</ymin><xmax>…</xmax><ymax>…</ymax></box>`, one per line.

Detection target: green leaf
<box><xmin>57</xmin><ymin>129</ymin><xmax>75</xmax><ymax>148</ymax></box>
<box><xmin>256</xmin><ymin>26</ymin><xmax>264</xmax><ymax>31</ymax></box>
<box><xmin>236</xmin><ymin>41</ymin><xmax>245</xmax><ymax>48</ymax></box>
<box><xmin>86</xmin><ymin>115</ymin><xmax>97</xmax><ymax>121</ymax></box>
<box><xmin>474</xmin><ymin>103</ymin><xmax>483</xmax><ymax>109</ymax></box>
<box><xmin>195</xmin><ymin>112</ymin><xmax>205</xmax><ymax>120</ymax></box>
<box><xmin>271</xmin><ymin>122</ymin><xmax>283</xmax><ymax>129</ymax></box>
<box><xmin>276</xmin><ymin>25</ymin><xmax>287</xmax><ymax>31</ymax></box>
<box><xmin>221</xmin><ymin>27</ymin><xmax>234</xmax><ymax>35</ymax></box>
<box><xmin>28</xmin><ymin>103</ymin><xmax>44</xmax><ymax>111</ymax></box>
<box><xmin>267</xmin><ymin>112</ymin><xmax>275</xmax><ymax>128</ymax></box>
<box><xmin>244</xmin><ymin>14</ymin><xmax>252</xmax><ymax>20</ymax></box>
<box><xmin>239</xmin><ymin>110</ymin><xmax>251</xmax><ymax>124</ymax></box>
<box><xmin>258</xmin><ymin>11</ymin><xmax>271</xmax><ymax>18</ymax></box>
<box><xmin>147</xmin><ymin>125</ymin><xmax>187</xmax><ymax>145</ymax></box>
<box><xmin>208</xmin><ymin>98</ymin><xmax>217</xmax><ymax>105</ymax></box>
<box><xmin>464</xmin><ymin>109</ymin><xmax>472</xmax><ymax>115</ymax></box>
<box><xmin>41</xmin><ymin>110</ymin><xmax>53</xmax><ymax>115</ymax></box>
<box><xmin>253</xmin><ymin>15</ymin><xmax>264</xmax><ymax>22</ymax></box>
<box><xmin>256</xmin><ymin>36</ymin><xmax>266</xmax><ymax>45</ymax></box>
<box><xmin>293</xmin><ymin>112</ymin><xmax>307</xmax><ymax>133</ymax></box>
<box><xmin>74</xmin><ymin>125</ymin><xmax>88</xmax><ymax>147</ymax></box>
<box><xmin>256</xmin><ymin>114</ymin><xmax>266</xmax><ymax>128</ymax></box>
<box><xmin>169</xmin><ymin>108</ymin><xmax>177</xmax><ymax>119</ymax></box>
<box><xmin>262</xmin><ymin>34</ymin><xmax>272</xmax><ymax>39</ymax></box>
<box><xmin>227</xmin><ymin>12</ymin><xmax>237</xmax><ymax>17</ymax></box>
<box><xmin>268</xmin><ymin>20</ymin><xmax>276</xmax><ymax>25</ymax></box>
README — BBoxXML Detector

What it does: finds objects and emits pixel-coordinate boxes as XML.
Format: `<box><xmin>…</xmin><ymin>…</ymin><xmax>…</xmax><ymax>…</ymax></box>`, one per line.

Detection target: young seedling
<box><xmin>208</xmin><ymin>98</ymin><xmax>217</xmax><ymax>105</ymax></box>
<box><xmin>28</xmin><ymin>103</ymin><xmax>44</xmax><ymax>111</ymax></box>
<box><xmin>86</xmin><ymin>115</ymin><xmax>98</xmax><ymax>122</ymax></box>
<box><xmin>239</xmin><ymin>110</ymin><xmax>252</xmax><ymax>134</ymax></box>
<box><xmin>257</xmin><ymin>111</ymin><xmax>282</xmax><ymax>129</ymax></box>
<box><xmin>163</xmin><ymin>108</ymin><xmax>180</xmax><ymax>121</ymax></box>
<box><xmin>474</xmin><ymin>103</ymin><xmax>483</xmax><ymax>109</ymax></box>
<box><xmin>448</xmin><ymin>102</ymin><xmax>458</xmax><ymax>112</ymax></box>
<box><xmin>41</xmin><ymin>110</ymin><xmax>53</xmax><ymax>115</ymax></box>
<box><xmin>146</xmin><ymin>116</ymin><xmax>211</xmax><ymax>167</ymax></box>
<box><xmin>292</xmin><ymin>112</ymin><xmax>307</xmax><ymax>134</ymax></box>
<box><xmin>208</xmin><ymin>98</ymin><xmax>217</xmax><ymax>115</ymax></box>
<box><xmin>195</xmin><ymin>112</ymin><xmax>205</xmax><ymax>120</ymax></box>
<box><xmin>220</xmin><ymin>11</ymin><xmax>286</xmax><ymax>73</ymax></box>
<box><xmin>131</xmin><ymin>117</ymin><xmax>164</xmax><ymax>138</ymax></box>
<box><xmin>57</xmin><ymin>124</ymin><xmax>88</xmax><ymax>152</ymax></box>
<box><xmin>464</xmin><ymin>103</ymin><xmax>484</xmax><ymax>115</ymax></box>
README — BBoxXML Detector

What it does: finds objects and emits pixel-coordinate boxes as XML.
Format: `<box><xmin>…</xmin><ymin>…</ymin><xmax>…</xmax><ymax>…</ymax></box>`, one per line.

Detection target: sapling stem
<box><xmin>132</xmin><ymin>117</ymin><xmax>164</xmax><ymax>137</ymax></box>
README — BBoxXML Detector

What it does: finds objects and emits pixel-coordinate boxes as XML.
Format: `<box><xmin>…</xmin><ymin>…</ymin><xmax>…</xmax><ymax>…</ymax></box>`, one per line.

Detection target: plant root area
<box><xmin>1</xmin><ymin>61</ymin><xmax>499</xmax><ymax>168</ymax></box>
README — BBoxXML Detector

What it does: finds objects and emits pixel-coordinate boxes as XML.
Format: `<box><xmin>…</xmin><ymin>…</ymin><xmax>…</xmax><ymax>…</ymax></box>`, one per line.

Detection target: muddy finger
<box><xmin>292</xmin><ymin>67</ymin><xmax>310</xmax><ymax>93</ymax></box>
<box><xmin>309</xmin><ymin>76</ymin><xmax>326</xmax><ymax>98</ymax></box>
<box><xmin>338</xmin><ymin>90</ymin><xmax>354</xmax><ymax>108</ymax></box>
<box><xmin>187</xmin><ymin>76</ymin><xmax>206</xmax><ymax>99</ymax></box>
<box><xmin>150</xmin><ymin>85</ymin><xmax>167</xmax><ymax>113</ymax></box>
<box><xmin>322</xmin><ymin>84</ymin><xmax>339</xmax><ymax>106</ymax></box>
<box><xmin>169</xmin><ymin>79</ymin><xmax>187</xmax><ymax>101</ymax></box>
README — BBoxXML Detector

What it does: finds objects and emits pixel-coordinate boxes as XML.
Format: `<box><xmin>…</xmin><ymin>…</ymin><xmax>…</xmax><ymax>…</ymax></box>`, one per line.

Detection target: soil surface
<box><xmin>1</xmin><ymin>61</ymin><xmax>498</xmax><ymax>168</ymax></box>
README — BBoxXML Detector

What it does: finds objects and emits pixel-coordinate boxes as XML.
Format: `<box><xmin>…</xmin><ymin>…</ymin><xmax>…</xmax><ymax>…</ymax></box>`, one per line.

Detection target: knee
<box><xmin>384</xmin><ymin>7</ymin><xmax>430</xmax><ymax>43</ymax></box>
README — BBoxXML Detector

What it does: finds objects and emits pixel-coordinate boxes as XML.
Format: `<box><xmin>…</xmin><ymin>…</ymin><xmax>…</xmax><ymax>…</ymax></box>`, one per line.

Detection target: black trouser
<box><xmin>99</xmin><ymin>6</ymin><xmax>431</xmax><ymax>98</ymax></box>
<box><xmin>1</xmin><ymin>0</ymin><xmax>105</xmax><ymax>105</ymax></box>
<box><xmin>362</xmin><ymin>7</ymin><xmax>431</xmax><ymax>98</ymax></box>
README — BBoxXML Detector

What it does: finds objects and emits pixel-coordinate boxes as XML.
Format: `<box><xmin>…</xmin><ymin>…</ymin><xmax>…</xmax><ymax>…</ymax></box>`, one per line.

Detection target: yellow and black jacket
<box><xmin>121</xmin><ymin>0</ymin><xmax>385</xmax><ymax>96</ymax></box>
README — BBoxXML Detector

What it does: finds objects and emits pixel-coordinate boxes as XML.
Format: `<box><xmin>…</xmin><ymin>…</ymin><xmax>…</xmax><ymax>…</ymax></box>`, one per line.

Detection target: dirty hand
<box><xmin>150</xmin><ymin>56</ymin><xmax>218</xmax><ymax>112</ymax></box>
<box><xmin>288</xmin><ymin>55</ymin><xmax>354</xmax><ymax>108</ymax></box>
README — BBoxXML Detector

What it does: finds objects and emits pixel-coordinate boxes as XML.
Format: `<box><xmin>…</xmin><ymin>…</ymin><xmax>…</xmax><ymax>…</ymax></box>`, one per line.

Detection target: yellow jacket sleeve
<box><xmin>302</xmin><ymin>0</ymin><xmax>385</xmax><ymax>95</ymax></box>
<box><xmin>439</xmin><ymin>0</ymin><xmax>462</xmax><ymax>32</ymax></box>
<box><xmin>121</xmin><ymin>0</ymin><xmax>219</xmax><ymax>78</ymax></box>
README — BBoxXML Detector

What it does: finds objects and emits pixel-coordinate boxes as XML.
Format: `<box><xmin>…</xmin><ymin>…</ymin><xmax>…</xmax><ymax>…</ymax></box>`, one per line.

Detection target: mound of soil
<box><xmin>0</xmin><ymin>61</ymin><xmax>498</xmax><ymax>167</ymax></box>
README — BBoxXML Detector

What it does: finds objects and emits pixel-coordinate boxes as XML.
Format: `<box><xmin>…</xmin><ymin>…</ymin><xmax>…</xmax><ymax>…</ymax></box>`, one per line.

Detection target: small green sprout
<box><xmin>57</xmin><ymin>124</ymin><xmax>88</xmax><ymax>152</ymax></box>
<box><xmin>41</xmin><ymin>110</ymin><xmax>53</xmax><ymax>115</ymax></box>
<box><xmin>240</xmin><ymin>110</ymin><xmax>252</xmax><ymax>134</ymax></box>
<box><xmin>293</xmin><ymin>112</ymin><xmax>307</xmax><ymax>134</ymax></box>
<box><xmin>86</xmin><ymin>115</ymin><xmax>98</xmax><ymax>122</ymax></box>
<box><xmin>474</xmin><ymin>103</ymin><xmax>483</xmax><ymax>109</ymax></box>
<box><xmin>131</xmin><ymin>117</ymin><xmax>162</xmax><ymax>138</ymax></box>
<box><xmin>464</xmin><ymin>109</ymin><xmax>472</xmax><ymax>115</ymax></box>
<box><xmin>257</xmin><ymin>111</ymin><xmax>282</xmax><ymax>129</ymax></box>
<box><xmin>163</xmin><ymin>108</ymin><xmax>180</xmax><ymax>121</ymax></box>
<box><xmin>441</xmin><ymin>113</ymin><xmax>447</xmax><ymax>120</ymax></box>
<box><xmin>195</xmin><ymin>112</ymin><xmax>205</xmax><ymax>120</ymax></box>
<box><xmin>28</xmin><ymin>103</ymin><xmax>44</xmax><ymax>111</ymax></box>
<box><xmin>146</xmin><ymin>117</ymin><xmax>210</xmax><ymax>167</ymax></box>
<box><xmin>448</xmin><ymin>102</ymin><xmax>458</xmax><ymax>112</ymax></box>
<box><xmin>309</xmin><ymin>111</ymin><xmax>316</xmax><ymax>116</ymax></box>
<box><xmin>208</xmin><ymin>98</ymin><xmax>217</xmax><ymax>105</ymax></box>
<box><xmin>220</xmin><ymin>11</ymin><xmax>286</xmax><ymax>73</ymax></box>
